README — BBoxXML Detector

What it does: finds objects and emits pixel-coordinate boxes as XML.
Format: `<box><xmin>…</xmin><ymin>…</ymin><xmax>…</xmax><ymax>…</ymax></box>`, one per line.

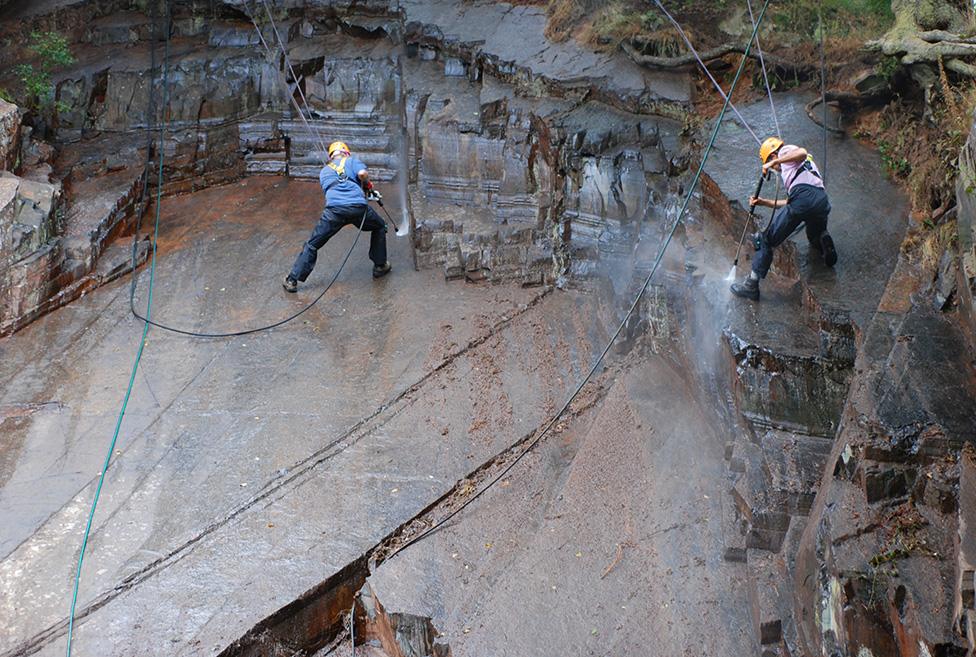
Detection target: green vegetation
<box><xmin>545</xmin><ymin>0</ymin><xmax>895</xmax><ymax>46</ymax></box>
<box><xmin>878</xmin><ymin>138</ymin><xmax>911</xmax><ymax>178</ymax></box>
<box><xmin>771</xmin><ymin>0</ymin><xmax>894</xmax><ymax>38</ymax></box>
<box><xmin>877</xmin><ymin>54</ymin><xmax>900</xmax><ymax>82</ymax></box>
<box><xmin>14</xmin><ymin>31</ymin><xmax>75</xmax><ymax>112</ymax></box>
<box><xmin>871</xmin><ymin>60</ymin><xmax>976</xmax><ymax>217</ymax></box>
<box><xmin>581</xmin><ymin>4</ymin><xmax>662</xmax><ymax>46</ymax></box>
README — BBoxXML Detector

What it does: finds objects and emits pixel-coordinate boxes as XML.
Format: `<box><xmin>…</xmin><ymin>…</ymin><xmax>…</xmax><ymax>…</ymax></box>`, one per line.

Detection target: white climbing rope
<box><xmin>242</xmin><ymin>0</ymin><xmax>330</xmax><ymax>162</ymax></box>
<box><xmin>652</xmin><ymin>0</ymin><xmax>762</xmax><ymax>145</ymax></box>
<box><xmin>746</xmin><ymin>0</ymin><xmax>781</xmax><ymax>137</ymax></box>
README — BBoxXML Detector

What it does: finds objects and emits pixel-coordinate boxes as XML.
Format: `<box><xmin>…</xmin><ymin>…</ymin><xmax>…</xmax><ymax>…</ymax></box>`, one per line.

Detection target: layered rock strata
<box><xmin>0</xmin><ymin>0</ymin><xmax>692</xmax><ymax>333</ymax></box>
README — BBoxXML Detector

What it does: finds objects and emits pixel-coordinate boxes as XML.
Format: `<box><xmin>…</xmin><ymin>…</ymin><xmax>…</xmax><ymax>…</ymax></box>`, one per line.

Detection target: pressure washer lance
<box><xmin>367</xmin><ymin>189</ymin><xmax>409</xmax><ymax>237</ymax></box>
<box><xmin>727</xmin><ymin>170</ymin><xmax>768</xmax><ymax>281</ymax></box>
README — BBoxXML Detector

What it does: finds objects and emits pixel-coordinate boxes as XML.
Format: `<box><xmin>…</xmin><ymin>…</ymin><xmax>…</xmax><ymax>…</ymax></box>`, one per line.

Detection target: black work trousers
<box><xmin>289</xmin><ymin>204</ymin><xmax>387</xmax><ymax>282</ymax></box>
<box><xmin>753</xmin><ymin>184</ymin><xmax>831</xmax><ymax>278</ymax></box>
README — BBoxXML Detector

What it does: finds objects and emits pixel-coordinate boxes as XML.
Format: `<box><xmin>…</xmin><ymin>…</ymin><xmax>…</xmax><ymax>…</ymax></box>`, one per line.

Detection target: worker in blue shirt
<box><xmin>283</xmin><ymin>141</ymin><xmax>390</xmax><ymax>292</ymax></box>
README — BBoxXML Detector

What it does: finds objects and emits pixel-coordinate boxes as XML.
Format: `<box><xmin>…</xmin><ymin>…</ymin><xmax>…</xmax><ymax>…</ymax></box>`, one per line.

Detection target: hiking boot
<box><xmin>372</xmin><ymin>261</ymin><xmax>392</xmax><ymax>279</ymax></box>
<box><xmin>820</xmin><ymin>232</ymin><xmax>837</xmax><ymax>267</ymax></box>
<box><xmin>730</xmin><ymin>275</ymin><xmax>760</xmax><ymax>301</ymax></box>
<box><xmin>282</xmin><ymin>276</ymin><xmax>298</xmax><ymax>293</ymax></box>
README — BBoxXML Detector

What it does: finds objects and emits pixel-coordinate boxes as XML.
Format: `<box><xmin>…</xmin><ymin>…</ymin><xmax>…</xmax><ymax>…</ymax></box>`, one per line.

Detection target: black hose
<box><xmin>128</xmin><ymin>207</ymin><xmax>368</xmax><ymax>338</ymax></box>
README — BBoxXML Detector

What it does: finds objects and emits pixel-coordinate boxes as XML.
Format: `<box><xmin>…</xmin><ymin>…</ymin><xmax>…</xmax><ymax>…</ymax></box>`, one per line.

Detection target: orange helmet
<box><xmin>760</xmin><ymin>136</ymin><xmax>784</xmax><ymax>164</ymax></box>
<box><xmin>328</xmin><ymin>141</ymin><xmax>350</xmax><ymax>158</ymax></box>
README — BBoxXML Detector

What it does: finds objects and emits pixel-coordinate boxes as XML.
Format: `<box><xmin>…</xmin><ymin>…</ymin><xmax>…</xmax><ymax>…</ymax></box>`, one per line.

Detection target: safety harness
<box><xmin>786</xmin><ymin>154</ymin><xmax>822</xmax><ymax>190</ymax></box>
<box><xmin>324</xmin><ymin>155</ymin><xmax>366</xmax><ymax>196</ymax></box>
<box><xmin>327</xmin><ymin>155</ymin><xmax>348</xmax><ymax>181</ymax></box>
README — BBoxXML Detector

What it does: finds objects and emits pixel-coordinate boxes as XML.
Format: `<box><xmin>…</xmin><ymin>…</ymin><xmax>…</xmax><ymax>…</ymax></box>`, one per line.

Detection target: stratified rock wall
<box><xmin>791</xmin><ymin>117</ymin><xmax>976</xmax><ymax>657</ymax></box>
<box><xmin>956</xmin><ymin>112</ymin><xmax>976</xmax><ymax>335</ymax></box>
<box><xmin>0</xmin><ymin>171</ymin><xmax>64</xmax><ymax>333</ymax></box>
<box><xmin>0</xmin><ymin>0</ymin><xmax>694</xmax><ymax>332</ymax></box>
<box><xmin>0</xmin><ymin>99</ymin><xmax>19</xmax><ymax>171</ymax></box>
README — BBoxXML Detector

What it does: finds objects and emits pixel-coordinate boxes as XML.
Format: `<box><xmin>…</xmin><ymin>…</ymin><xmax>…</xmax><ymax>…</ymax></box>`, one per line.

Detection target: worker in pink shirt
<box><xmin>731</xmin><ymin>136</ymin><xmax>837</xmax><ymax>301</ymax></box>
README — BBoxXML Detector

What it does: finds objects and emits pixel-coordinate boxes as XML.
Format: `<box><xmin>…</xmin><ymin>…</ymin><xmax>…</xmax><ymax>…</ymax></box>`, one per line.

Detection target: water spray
<box><xmin>727</xmin><ymin>170</ymin><xmax>767</xmax><ymax>281</ymax></box>
<box><xmin>395</xmin><ymin>21</ymin><xmax>411</xmax><ymax>239</ymax></box>
<box><xmin>369</xmin><ymin>190</ymin><xmax>409</xmax><ymax>237</ymax></box>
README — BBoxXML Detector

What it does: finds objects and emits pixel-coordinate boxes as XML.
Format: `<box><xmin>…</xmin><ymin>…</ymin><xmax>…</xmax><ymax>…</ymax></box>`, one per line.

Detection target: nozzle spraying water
<box><xmin>727</xmin><ymin>170</ymin><xmax>767</xmax><ymax>282</ymax></box>
<box><xmin>395</xmin><ymin>46</ymin><xmax>411</xmax><ymax>239</ymax></box>
<box><xmin>395</xmin><ymin>166</ymin><xmax>409</xmax><ymax>238</ymax></box>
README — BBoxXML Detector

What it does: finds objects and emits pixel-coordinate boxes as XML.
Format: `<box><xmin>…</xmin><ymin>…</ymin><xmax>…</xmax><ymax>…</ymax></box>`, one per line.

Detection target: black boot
<box><xmin>372</xmin><ymin>261</ymin><xmax>392</xmax><ymax>279</ymax></box>
<box><xmin>730</xmin><ymin>275</ymin><xmax>760</xmax><ymax>301</ymax></box>
<box><xmin>820</xmin><ymin>232</ymin><xmax>837</xmax><ymax>267</ymax></box>
<box><xmin>282</xmin><ymin>276</ymin><xmax>298</xmax><ymax>293</ymax></box>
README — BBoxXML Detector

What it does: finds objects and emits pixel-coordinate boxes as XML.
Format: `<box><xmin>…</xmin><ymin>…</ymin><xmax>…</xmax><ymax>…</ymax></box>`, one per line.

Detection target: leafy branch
<box><xmin>15</xmin><ymin>31</ymin><xmax>75</xmax><ymax>112</ymax></box>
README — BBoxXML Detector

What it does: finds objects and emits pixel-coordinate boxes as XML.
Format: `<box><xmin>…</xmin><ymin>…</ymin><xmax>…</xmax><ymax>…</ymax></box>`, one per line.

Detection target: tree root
<box><xmin>621</xmin><ymin>40</ymin><xmax>814</xmax><ymax>76</ymax></box>
<box><xmin>946</xmin><ymin>58</ymin><xmax>976</xmax><ymax>77</ymax></box>
<box><xmin>802</xmin><ymin>87</ymin><xmax>887</xmax><ymax>136</ymax></box>
<box><xmin>918</xmin><ymin>30</ymin><xmax>976</xmax><ymax>45</ymax></box>
<box><xmin>867</xmin><ymin>34</ymin><xmax>976</xmax><ymax>76</ymax></box>
<box><xmin>806</xmin><ymin>98</ymin><xmax>846</xmax><ymax>135</ymax></box>
<box><xmin>931</xmin><ymin>201</ymin><xmax>956</xmax><ymax>225</ymax></box>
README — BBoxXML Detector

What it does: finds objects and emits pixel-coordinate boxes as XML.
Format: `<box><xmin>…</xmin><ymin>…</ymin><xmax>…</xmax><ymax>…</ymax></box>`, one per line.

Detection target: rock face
<box><xmin>401</xmin><ymin>0</ymin><xmax>690</xmax><ymax>116</ymax></box>
<box><xmin>0</xmin><ymin>99</ymin><xmax>19</xmax><ymax>171</ymax></box>
<box><xmin>788</xmin><ymin>116</ymin><xmax>976</xmax><ymax>657</ymax></box>
<box><xmin>0</xmin><ymin>93</ymin><xmax>150</xmax><ymax>334</ymax></box>
<box><xmin>956</xmin><ymin>113</ymin><xmax>976</xmax><ymax>335</ymax></box>
<box><xmin>0</xmin><ymin>171</ymin><xmax>63</xmax><ymax>333</ymax></box>
<box><xmin>0</xmin><ymin>0</ymin><xmax>692</xmax><ymax>333</ymax></box>
<box><xmin>0</xmin><ymin>2</ymin><xmax>973</xmax><ymax>656</ymax></box>
<box><xmin>406</xmin><ymin>54</ymin><xmax>678</xmax><ymax>284</ymax></box>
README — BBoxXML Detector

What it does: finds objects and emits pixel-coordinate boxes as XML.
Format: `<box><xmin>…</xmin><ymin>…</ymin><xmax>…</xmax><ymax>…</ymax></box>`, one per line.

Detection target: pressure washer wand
<box><xmin>367</xmin><ymin>190</ymin><xmax>409</xmax><ymax>237</ymax></box>
<box><xmin>728</xmin><ymin>171</ymin><xmax>767</xmax><ymax>279</ymax></box>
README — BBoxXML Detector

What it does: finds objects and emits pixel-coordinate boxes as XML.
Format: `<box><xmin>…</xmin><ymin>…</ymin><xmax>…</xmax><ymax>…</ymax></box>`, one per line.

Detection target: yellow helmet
<box><xmin>328</xmin><ymin>141</ymin><xmax>350</xmax><ymax>158</ymax></box>
<box><xmin>760</xmin><ymin>136</ymin><xmax>784</xmax><ymax>164</ymax></box>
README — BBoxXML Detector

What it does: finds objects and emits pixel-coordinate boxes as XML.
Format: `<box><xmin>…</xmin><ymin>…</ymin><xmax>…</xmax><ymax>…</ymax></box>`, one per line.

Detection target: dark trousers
<box><xmin>289</xmin><ymin>204</ymin><xmax>387</xmax><ymax>281</ymax></box>
<box><xmin>753</xmin><ymin>184</ymin><xmax>831</xmax><ymax>278</ymax></box>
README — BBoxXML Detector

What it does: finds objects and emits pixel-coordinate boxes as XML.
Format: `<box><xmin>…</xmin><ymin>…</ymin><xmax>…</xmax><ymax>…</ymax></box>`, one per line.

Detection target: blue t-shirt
<box><xmin>319</xmin><ymin>156</ymin><xmax>368</xmax><ymax>207</ymax></box>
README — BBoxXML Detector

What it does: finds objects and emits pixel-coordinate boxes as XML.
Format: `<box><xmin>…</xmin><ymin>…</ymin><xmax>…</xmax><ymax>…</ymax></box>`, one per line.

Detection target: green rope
<box><xmin>643</xmin><ymin>0</ymin><xmax>772</xmax><ymax>284</ymax></box>
<box><xmin>65</xmin><ymin>6</ymin><xmax>171</xmax><ymax>654</ymax></box>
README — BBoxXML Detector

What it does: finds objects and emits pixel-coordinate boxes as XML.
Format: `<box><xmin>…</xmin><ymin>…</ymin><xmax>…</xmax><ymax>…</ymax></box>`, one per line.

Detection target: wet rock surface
<box><xmin>365</xmin><ymin>353</ymin><xmax>756</xmax><ymax>657</ymax></box>
<box><xmin>400</xmin><ymin>0</ymin><xmax>690</xmax><ymax>115</ymax></box>
<box><xmin>957</xmin><ymin>116</ymin><xmax>976</xmax><ymax>334</ymax></box>
<box><xmin>0</xmin><ymin>2</ymin><xmax>973</xmax><ymax>657</ymax></box>
<box><xmin>0</xmin><ymin>0</ymin><xmax>694</xmax><ymax>331</ymax></box>
<box><xmin>704</xmin><ymin>96</ymin><xmax>976</xmax><ymax>656</ymax></box>
<box><xmin>0</xmin><ymin>177</ymin><xmax>617</xmax><ymax>657</ymax></box>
